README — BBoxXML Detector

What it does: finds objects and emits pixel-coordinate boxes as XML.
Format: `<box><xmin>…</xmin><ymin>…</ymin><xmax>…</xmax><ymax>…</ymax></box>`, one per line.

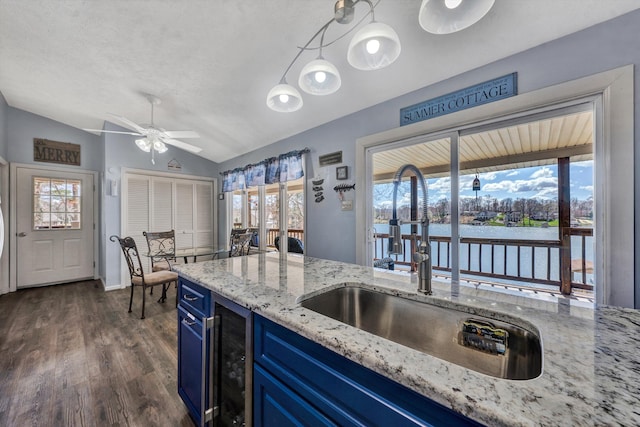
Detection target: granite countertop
<box><xmin>172</xmin><ymin>253</ymin><xmax>640</xmax><ymax>427</ymax></box>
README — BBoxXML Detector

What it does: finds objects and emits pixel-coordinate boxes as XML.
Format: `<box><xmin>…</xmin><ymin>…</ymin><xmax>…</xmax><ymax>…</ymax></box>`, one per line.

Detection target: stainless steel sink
<box><xmin>300</xmin><ymin>285</ymin><xmax>542</xmax><ymax>380</ymax></box>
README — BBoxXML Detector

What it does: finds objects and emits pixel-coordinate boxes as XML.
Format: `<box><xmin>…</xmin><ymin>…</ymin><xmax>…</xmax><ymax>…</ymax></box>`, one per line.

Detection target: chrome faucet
<box><xmin>388</xmin><ymin>164</ymin><xmax>432</xmax><ymax>295</ymax></box>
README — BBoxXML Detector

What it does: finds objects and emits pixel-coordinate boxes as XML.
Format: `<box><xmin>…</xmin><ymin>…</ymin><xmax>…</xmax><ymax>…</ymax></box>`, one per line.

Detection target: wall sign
<box><xmin>400</xmin><ymin>73</ymin><xmax>517</xmax><ymax>126</ymax></box>
<box><xmin>319</xmin><ymin>151</ymin><xmax>342</xmax><ymax>166</ymax></box>
<box><xmin>33</xmin><ymin>138</ymin><xmax>81</xmax><ymax>166</ymax></box>
<box><xmin>168</xmin><ymin>158</ymin><xmax>182</xmax><ymax>171</ymax></box>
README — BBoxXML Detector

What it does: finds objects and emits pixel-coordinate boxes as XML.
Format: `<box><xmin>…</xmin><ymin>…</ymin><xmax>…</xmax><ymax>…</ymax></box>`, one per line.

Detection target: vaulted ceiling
<box><xmin>0</xmin><ymin>1</ymin><xmax>637</xmax><ymax>163</ymax></box>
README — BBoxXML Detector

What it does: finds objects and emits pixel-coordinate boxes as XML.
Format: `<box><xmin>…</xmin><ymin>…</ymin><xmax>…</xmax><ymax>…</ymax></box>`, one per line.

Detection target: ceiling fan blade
<box><xmin>161</xmin><ymin>138</ymin><xmax>202</xmax><ymax>153</ymax></box>
<box><xmin>106</xmin><ymin>113</ymin><xmax>148</xmax><ymax>134</ymax></box>
<box><xmin>82</xmin><ymin>128</ymin><xmax>142</xmax><ymax>136</ymax></box>
<box><xmin>162</xmin><ymin>130</ymin><xmax>200</xmax><ymax>139</ymax></box>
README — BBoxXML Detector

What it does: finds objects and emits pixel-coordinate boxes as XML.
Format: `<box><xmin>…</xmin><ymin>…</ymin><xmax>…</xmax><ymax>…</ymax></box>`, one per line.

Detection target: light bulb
<box><xmin>366</xmin><ymin>39</ymin><xmax>380</xmax><ymax>54</ymax></box>
<box><xmin>267</xmin><ymin>82</ymin><xmax>303</xmax><ymax>112</ymax></box>
<box><xmin>445</xmin><ymin>0</ymin><xmax>463</xmax><ymax>9</ymax></box>
<box><xmin>135</xmin><ymin>138</ymin><xmax>151</xmax><ymax>152</ymax></box>
<box><xmin>153</xmin><ymin>140</ymin><xmax>168</xmax><ymax>153</ymax></box>
<box><xmin>314</xmin><ymin>71</ymin><xmax>327</xmax><ymax>83</ymax></box>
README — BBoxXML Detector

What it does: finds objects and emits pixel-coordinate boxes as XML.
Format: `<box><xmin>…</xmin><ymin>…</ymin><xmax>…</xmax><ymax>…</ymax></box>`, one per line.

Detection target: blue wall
<box><xmin>7</xmin><ymin>108</ymin><xmax>103</xmax><ymax>171</ymax></box>
<box><xmin>102</xmin><ymin>121</ymin><xmax>220</xmax><ymax>288</ymax></box>
<box><xmin>2</xmin><ymin>108</ymin><xmax>219</xmax><ymax>289</ymax></box>
<box><xmin>218</xmin><ymin>10</ymin><xmax>640</xmax><ymax>304</ymax></box>
<box><xmin>2</xmin><ymin>10</ymin><xmax>639</xmax><ymax>304</ymax></box>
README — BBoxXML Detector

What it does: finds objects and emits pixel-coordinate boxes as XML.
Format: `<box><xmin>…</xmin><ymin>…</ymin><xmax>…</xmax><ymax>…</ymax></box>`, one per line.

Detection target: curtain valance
<box><xmin>221</xmin><ymin>148</ymin><xmax>309</xmax><ymax>192</ymax></box>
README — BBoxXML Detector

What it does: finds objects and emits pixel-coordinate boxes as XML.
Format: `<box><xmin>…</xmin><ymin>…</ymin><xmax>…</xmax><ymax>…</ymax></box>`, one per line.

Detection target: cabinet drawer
<box><xmin>254</xmin><ymin>315</ymin><xmax>483</xmax><ymax>427</ymax></box>
<box><xmin>178</xmin><ymin>277</ymin><xmax>211</xmax><ymax>318</ymax></box>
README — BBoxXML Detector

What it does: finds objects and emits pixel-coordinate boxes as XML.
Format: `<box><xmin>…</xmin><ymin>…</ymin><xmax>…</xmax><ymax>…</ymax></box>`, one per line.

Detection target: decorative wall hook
<box><xmin>333</xmin><ymin>183</ymin><xmax>356</xmax><ymax>192</ymax></box>
<box><xmin>333</xmin><ymin>183</ymin><xmax>355</xmax><ymax>201</ymax></box>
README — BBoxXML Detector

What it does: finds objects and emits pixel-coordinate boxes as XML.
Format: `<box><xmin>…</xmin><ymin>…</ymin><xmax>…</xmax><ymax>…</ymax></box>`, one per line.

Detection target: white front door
<box><xmin>16</xmin><ymin>167</ymin><xmax>94</xmax><ymax>288</ymax></box>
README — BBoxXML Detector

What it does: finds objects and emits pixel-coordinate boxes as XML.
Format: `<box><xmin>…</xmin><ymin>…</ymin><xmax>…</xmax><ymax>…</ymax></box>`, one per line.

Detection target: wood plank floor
<box><xmin>0</xmin><ymin>280</ymin><xmax>195</xmax><ymax>427</ymax></box>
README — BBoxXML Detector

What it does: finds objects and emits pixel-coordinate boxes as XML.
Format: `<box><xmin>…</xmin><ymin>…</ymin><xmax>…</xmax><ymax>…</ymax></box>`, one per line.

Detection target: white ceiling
<box><xmin>1</xmin><ymin>1</ymin><xmax>638</xmax><ymax>164</ymax></box>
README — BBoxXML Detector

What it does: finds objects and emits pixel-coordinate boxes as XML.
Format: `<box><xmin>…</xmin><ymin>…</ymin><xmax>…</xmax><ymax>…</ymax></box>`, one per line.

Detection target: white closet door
<box><xmin>175</xmin><ymin>180</ymin><xmax>194</xmax><ymax>250</ymax></box>
<box><xmin>123</xmin><ymin>172</ymin><xmax>215</xmax><ymax>263</ymax></box>
<box><xmin>125</xmin><ymin>174</ymin><xmax>152</xmax><ymax>270</ymax></box>
<box><xmin>152</xmin><ymin>178</ymin><xmax>174</xmax><ymax>231</ymax></box>
<box><xmin>195</xmin><ymin>181</ymin><xmax>214</xmax><ymax>248</ymax></box>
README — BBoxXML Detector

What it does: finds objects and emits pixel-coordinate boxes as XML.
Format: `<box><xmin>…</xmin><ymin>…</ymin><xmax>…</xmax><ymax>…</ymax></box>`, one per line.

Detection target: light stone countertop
<box><xmin>172</xmin><ymin>253</ymin><xmax>640</xmax><ymax>427</ymax></box>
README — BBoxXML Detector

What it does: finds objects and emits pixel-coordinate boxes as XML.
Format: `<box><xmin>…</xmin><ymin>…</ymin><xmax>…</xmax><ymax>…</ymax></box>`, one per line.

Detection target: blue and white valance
<box><xmin>221</xmin><ymin>148</ymin><xmax>309</xmax><ymax>192</ymax></box>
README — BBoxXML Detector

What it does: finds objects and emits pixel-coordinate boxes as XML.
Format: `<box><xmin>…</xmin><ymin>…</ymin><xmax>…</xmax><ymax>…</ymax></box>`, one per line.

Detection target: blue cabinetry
<box><xmin>177</xmin><ymin>276</ymin><xmax>252</xmax><ymax>427</ymax></box>
<box><xmin>178</xmin><ymin>278</ymin><xmax>213</xmax><ymax>426</ymax></box>
<box><xmin>254</xmin><ymin>315</ymin><xmax>483</xmax><ymax>427</ymax></box>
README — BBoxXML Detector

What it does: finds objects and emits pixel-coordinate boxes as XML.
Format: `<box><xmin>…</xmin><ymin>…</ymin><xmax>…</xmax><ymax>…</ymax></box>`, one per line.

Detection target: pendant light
<box><xmin>347</xmin><ymin>20</ymin><xmax>401</xmax><ymax>71</ymax></box>
<box><xmin>266</xmin><ymin>81</ymin><xmax>304</xmax><ymax>112</ymax></box>
<box><xmin>298</xmin><ymin>26</ymin><xmax>341</xmax><ymax>95</ymax></box>
<box><xmin>419</xmin><ymin>0</ymin><xmax>495</xmax><ymax>35</ymax></box>
<box><xmin>266</xmin><ymin>0</ymin><xmax>400</xmax><ymax>113</ymax></box>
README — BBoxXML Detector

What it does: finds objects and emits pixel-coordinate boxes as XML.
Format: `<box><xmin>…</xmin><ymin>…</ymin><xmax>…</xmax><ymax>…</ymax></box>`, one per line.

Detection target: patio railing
<box><xmin>373</xmin><ymin>229</ymin><xmax>594</xmax><ymax>292</ymax></box>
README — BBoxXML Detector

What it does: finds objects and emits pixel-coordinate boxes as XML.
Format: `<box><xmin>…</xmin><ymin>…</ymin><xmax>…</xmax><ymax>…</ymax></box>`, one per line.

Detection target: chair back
<box><xmin>110</xmin><ymin>235</ymin><xmax>145</xmax><ymax>280</ymax></box>
<box><xmin>274</xmin><ymin>236</ymin><xmax>304</xmax><ymax>254</ymax></box>
<box><xmin>230</xmin><ymin>231</ymin><xmax>253</xmax><ymax>257</ymax></box>
<box><xmin>143</xmin><ymin>230</ymin><xmax>175</xmax><ymax>269</ymax></box>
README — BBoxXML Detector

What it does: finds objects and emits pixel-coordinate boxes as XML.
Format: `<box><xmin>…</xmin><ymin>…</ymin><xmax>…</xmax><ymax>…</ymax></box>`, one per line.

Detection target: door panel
<box><xmin>16</xmin><ymin>167</ymin><xmax>94</xmax><ymax>288</ymax></box>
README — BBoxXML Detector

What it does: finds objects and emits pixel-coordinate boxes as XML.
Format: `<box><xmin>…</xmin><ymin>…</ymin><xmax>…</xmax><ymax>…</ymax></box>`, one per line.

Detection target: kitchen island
<box><xmin>172</xmin><ymin>252</ymin><xmax>640</xmax><ymax>426</ymax></box>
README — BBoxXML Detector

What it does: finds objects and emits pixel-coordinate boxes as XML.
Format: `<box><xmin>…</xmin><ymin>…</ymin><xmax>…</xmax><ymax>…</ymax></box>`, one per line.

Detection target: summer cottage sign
<box><xmin>400</xmin><ymin>73</ymin><xmax>517</xmax><ymax>126</ymax></box>
<box><xmin>33</xmin><ymin>138</ymin><xmax>81</xmax><ymax>166</ymax></box>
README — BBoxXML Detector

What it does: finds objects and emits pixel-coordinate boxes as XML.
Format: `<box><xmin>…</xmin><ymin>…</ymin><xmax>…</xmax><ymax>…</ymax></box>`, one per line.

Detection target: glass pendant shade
<box><xmin>419</xmin><ymin>0</ymin><xmax>495</xmax><ymax>34</ymax></box>
<box><xmin>266</xmin><ymin>83</ymin><xmax>303</xmax><ymax>112</ymax></box>
<box><xmin>135</xmin><ymin>138</ymin><xmax>151</xmax><ymax>152</ymax></box>
<box><xmin>347</xmin><ymin>21</ymin><xmax>401</xmax><ymax>71</ymax></box>
<box><xmin>298</xmin><ymin>58</ymin><xmax>342</xmax><ymax>95</ymax></box>
<box><xmin>153</xmin><ymin>140</ymin><xmax>168</xmax><ymax>153</ymax></box>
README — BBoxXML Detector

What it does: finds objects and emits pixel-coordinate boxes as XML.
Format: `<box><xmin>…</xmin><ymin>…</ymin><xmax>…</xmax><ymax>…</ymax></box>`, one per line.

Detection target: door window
<box><xmin>32</xmin><ymin>177</ymin><xmax>81</xmax><ymax>230</ymax></box>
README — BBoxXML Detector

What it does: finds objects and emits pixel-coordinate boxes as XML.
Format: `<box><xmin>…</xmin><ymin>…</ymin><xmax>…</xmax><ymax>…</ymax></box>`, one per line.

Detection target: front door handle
<box><xmin>17</xmin><ymin>232</ymin><xmax>27</xmax><ymax>237</ymax></box>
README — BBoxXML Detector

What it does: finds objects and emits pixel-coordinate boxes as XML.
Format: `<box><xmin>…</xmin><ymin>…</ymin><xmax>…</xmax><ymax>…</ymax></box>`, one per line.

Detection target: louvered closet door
<box><xmin>175</xmin><ymin>180</ymin><xmax>195</xmax><ymax>251</ymax></box>
<box><xmin>195</xmin><ymin>182</ymin><xmax>213</xmax><ymax>249</ymax></box>
<box><xmin>123</xmin><ymin>172</ymin><xmax>215</xmax><ymax>275</ymax></box>
<box><xmin>125</xmin><ymin>174</ymin><xmax>152</xmax><ymax>271</ymax></box>
<box><xmin>152</xmin><ymin>178</ymin><xmax>174</xmax><ymax>231</ymax></box>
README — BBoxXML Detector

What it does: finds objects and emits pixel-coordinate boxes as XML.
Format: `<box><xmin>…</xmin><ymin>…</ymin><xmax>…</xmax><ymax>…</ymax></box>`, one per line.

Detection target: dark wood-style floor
<box><xmin>0</xmin><ymin>280</ymin><xmax>194</xmax><ymax>427</ymax></box>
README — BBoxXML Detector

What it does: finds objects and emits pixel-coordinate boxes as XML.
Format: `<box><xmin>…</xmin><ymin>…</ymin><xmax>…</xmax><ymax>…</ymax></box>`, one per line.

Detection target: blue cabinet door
<box><xmin>254</xmin><ymin>364</ymin><xmax>337</xmax><ymax>427</ymax></box>
<box><xmin>254</xmin><ymin>315</ymin><xmax>484</xmax><ymax>427</ymax></box>
<box><xmin>177</xmin><ymin>305</ymin><xmax>207</xmax><ymax>425</ymax></box>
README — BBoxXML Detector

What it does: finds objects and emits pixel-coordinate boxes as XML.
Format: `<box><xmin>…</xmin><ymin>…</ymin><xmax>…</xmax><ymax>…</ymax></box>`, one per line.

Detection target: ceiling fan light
<box><xmin>347</xmin><ymin>21</ymin><xmax>401</xmax><ymax>71</ymax></box>
<box><xmin>419</xmin><ymin>0</ymin><xmax>495</xmax><ymax>34</ymax></box>
<box><xmin>266</xmin><ymin>83</ymin><xmax>303</xmax><ymax>112</ymax></box>
<box><xmin>154</xmin><ymin>140</ymin><xmax>168</xmax><ymax>153</ymax></box>
<box><xmin>298</xmin><ymin>58</ymin><xmax>342</xmax><ymax>95</ymax></box>
<box><xmin>135</xmin><ymin>138</ymin><xmax>151</xmax><ymax>152</ymax></box>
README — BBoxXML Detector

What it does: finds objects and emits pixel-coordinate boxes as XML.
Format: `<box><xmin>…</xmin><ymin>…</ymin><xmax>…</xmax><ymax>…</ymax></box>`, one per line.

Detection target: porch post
<box><xmin>558</xmin><ymin>157</ymin><xmax>572</xmax><ymax>295</ymax></box>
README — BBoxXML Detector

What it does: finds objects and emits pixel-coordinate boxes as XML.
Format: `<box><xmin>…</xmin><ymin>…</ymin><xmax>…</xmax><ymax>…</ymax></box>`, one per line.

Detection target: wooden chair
<box><xmin>110</xmin><ymin>235</ymin><xmax>178</xmax><ymax>319</ymax></box>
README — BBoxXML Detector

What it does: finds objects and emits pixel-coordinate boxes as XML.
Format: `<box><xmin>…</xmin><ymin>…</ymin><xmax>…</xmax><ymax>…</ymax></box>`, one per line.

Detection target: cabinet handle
<box><xmin>182</xmin><ymin>318</ymin><xmax>196</xmax><ymax>326</ymax></box>
<box><xmin>183</xmin><ymin>294</ymin><xmax>198</xmax><ymax>302</ymax></box>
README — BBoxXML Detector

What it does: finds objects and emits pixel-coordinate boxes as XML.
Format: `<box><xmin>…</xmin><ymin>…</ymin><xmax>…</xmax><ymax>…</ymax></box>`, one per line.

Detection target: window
<box><xmin>33</xmin><ymin>177</ymin><xmax>81</xmax><ymax>230</ymax></box>
<box><xmin>366</xmin><ymin>105</ymin><xmax>596</xmax><ymax>298</ymax></box>
<box><xmin>230</xmin><ymin>177</ymin><xmax>305</xmax><ymax>251</ymax></box>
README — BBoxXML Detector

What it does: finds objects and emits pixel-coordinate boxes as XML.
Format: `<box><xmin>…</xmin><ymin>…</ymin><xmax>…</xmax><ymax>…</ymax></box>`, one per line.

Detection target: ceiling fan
<box><xmin>84</xmin><ymin>95</ymin><xmax>202</xmax><ymax>162</ymax></box>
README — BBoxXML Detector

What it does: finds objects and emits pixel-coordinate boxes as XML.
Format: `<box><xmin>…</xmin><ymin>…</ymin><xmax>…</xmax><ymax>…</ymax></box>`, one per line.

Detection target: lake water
<box><xmin>376</xmin><ymin>223</ymin><xmax>595</xmax><ymax>284</ymax></box>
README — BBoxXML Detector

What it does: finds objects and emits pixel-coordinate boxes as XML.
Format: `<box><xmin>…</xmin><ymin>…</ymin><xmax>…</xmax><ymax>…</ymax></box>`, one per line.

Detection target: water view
<box><xmin>375</xmin><ymin>223</ymin><xmax>595</xmax><ymax>286</ymax></box>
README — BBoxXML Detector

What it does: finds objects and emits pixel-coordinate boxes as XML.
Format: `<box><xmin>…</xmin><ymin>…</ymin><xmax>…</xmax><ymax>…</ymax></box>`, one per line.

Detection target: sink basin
<box><xmin>300</xmin><ymin>285</ymin><xmax>542</xmax><ymax>380</ymax></box>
